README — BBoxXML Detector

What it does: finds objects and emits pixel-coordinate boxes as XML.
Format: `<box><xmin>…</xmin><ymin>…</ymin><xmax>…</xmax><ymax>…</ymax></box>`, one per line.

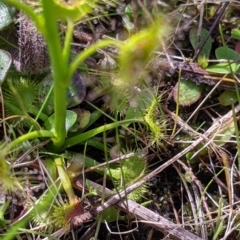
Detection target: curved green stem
<box><xmin>62</xmin><ymin>118</ymin><xmax>144</xmax><ymax>150</ymax></box>
<box><xmin>6</xmin><ymin>130</ymin><xmax>54</xmax><ymax>152</ymax></box>
<box><xmin>62</xmin><ymin>20</ymin><xmax>74</xmax><ymax>69</ymax></box>
<box><xmin>68</xmin><ymin>39</ymin><xmax>121</xmax><ymax>79</ymax></box>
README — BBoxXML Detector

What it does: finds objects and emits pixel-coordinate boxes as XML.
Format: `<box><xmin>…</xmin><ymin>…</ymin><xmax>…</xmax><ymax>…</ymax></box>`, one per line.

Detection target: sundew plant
<box><xmin>0</xmin><ymin>0</ymin><xmax>169</xmax><ymax>153</ymax></box>
<box><xmin>0</xmin><ymin>0</ymin><xmax>169</xmax><ymax>238</ymax></box>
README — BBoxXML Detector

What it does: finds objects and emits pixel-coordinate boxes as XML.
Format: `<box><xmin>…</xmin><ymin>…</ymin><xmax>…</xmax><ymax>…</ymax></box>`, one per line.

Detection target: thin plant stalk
<box><xmin>62</xmin><ymin>118</ymin><xmax>144</xmax><ymax>150</ymax></box>
<box><xmin>41</xmin><ymin>0</ymin><xmax>68</xmax><ymax>149</ymax></box>
<box><xmin>55</xmin><ymin>157</ymin><xmax>76</xmax><ymax>204</ymax></box>
<box><xmin>4</xmin><ymin>130</ymin><xmax>53</xmax><ymax>153</ymax></box>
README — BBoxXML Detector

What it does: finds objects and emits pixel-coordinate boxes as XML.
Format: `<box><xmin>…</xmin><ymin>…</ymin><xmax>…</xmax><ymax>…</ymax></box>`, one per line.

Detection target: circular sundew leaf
<box><xmin>67</xmin><ymin>71</ymin><xmax>86</xmax><ymax>108</ymax></box>
<box><xmin>38</xmin><ymin>71</ymin><xmax>86</xmax><ymax>115</ymax></box>
<box><xmin>212</xmin><ymin>120</ymin><xmax>235</xmax><ymax>147</ymax></box>
<box><xmin>173</xmin><ymin>80</ymin><xmax>203</xmax><ymax>106</ymax></box>
<box><xmin>38</xmin><ymin>73</ymin><xmax>54</xmax><ymax>115</ymax></box>
<box><xmin>0</xmin><ymin>49</ymin><xmax>12</xmax><ymax>85</ymax></box>
<box><xmin>44</xmin><ymin>110</ymin><xmax>77</xmax><ymax>133</ymax></box>
<box><xmin>70</xmin><ymin>109</ymin><xmax>90</xmax><ymax>132</ymax></box>
<box><xmin>218</xmin><ymin>90</ymin><xmax>238</xmax><ymax>106</ymax></box>
<box><xmin>0</xmin><ymin>3</ymin><xmax>14</xmax><ymax>30</ymax></box>
<box><xmin>109</xmin><ymin>154</ymin><xmax>148</xmax><ymax>202</ymax></box>
<box><xmin>189</xmin><ymin>28</ymin><xmax>213</xmax><ymax>66</ymax></box>
<box><xmin>207</xmin><ymin>62</ymin><xmax>239</xmax><ymax>74</ymax></box>
<box><xmin>215</xmin><ymin>46</ymin><xmax>240</xmax><ymax>61</ymax></box>
<box><xmin>214</xmin><ymin>46</ymin><xmax>240</xmax><ymax>74</ymax></box>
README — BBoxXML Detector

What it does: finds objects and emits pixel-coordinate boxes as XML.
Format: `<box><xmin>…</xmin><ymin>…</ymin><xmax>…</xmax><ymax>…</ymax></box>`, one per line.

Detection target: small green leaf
<box><xmin>67</xmin><ymin>72</ymin><xmax>86</xmax><ymax>108</ymax></box>
<box><xmin>213</xmin><ymin>120</ymin><xmax>235</xmax><ymax>147</ymax></box>
<box><xmin>189</xmin><ymin>28</ymin><xmax>213</xmax><ymax>65</ymax></box>
<box><xmin>173</xmin><ymin>80</ymin><xmax>203</xmax><ymax>106</ymax></box>
<box><xmin>0</xmin><ymin>49</ymin><xmax>12</xmax><ymax>85</ymax></box>
<box><xmin>78</xmin><ymin>110</ymin><xmax>90</xmax><ymax>129</ymax></box>
<box><xmin>215</xmin><ymin>47</ymin><xmax>240</xmax><ymax>60</ymax></box>
<box><xmin>70</xmin><ymin>109</ymin><xmax>91</xmax><ymax>132</ymax></box>
<box><xmin>0</xmin><ymin>3</ymin><xmax>14</xmax><ymax>30</ymax></box>
<box><xmin>44</xmin><ymin>110</ymin><xmax>77</xmax><ymax>133</ymax></box>
<box><xmin>186</xmin><ymin>152</ymin><xmax>200</xmax><ymax>164</ymax></box>
<box><xmin>207</xmin><ymin>63</ymin><xmax>239</xmax><ymax>74</ymax></box>
<box><xmin>218</xmin><ymin>90</ymin><xmax>238</xmax><ymax>106</ymax></box>
<box><xmin>38</xmin><ymin>72</ymin><xmax>86</xmax><ymax>115</ymax></box>
<box><xmin>206</xmin><ymin>47</ymin><xmax>240</xmax><ymax>74</ymax></box>
<box><xmin>231</xmin><ymin>29</ymin><xmax>240</xmax><ymax>40</ymax></box>
<box><xmin>38</xmin><ymin>74</ymin><xmax>54</xmax><ymax>115</ymax></box>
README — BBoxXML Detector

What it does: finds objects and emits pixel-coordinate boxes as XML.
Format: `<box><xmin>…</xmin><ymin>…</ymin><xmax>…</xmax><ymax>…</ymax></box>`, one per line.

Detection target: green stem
<box><xmin>62</xmin><ymin>20</ymin><xmax>74</xmax><ymax>71</ymax></box>
<box><xmin>68</xmin><ymin>39</ymin><xmax>120</xmax><ymax>79</ymax></box>
<box><xmin>62</xmin><ymin>118</ymin><xmax>143</xmax><ymax>150</ymax></box>
<box><xmin>5</xmin><ymin>130</ymin><xmax>53</xmax><ymax>152</ymax></box>
<box><xmin>80</xmin><ymin>138</ymin><xmax>106</xmax><ymax>151</ymax></box>
<box><xmin>55</xmin><ymin>157</ymin><xmax>76</xmax><ymax>204</ymax></box>
<box><xmin>41</xmin><ymin>0</ymin><xmax>68</xmax><ymax>149</ymax></box>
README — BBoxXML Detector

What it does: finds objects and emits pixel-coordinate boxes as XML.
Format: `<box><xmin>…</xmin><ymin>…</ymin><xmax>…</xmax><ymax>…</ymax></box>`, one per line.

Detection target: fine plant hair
<box><xmin>15</xmin><ymin>12</ymin><xmax>49</xmax><ymax>74</ymax></box>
